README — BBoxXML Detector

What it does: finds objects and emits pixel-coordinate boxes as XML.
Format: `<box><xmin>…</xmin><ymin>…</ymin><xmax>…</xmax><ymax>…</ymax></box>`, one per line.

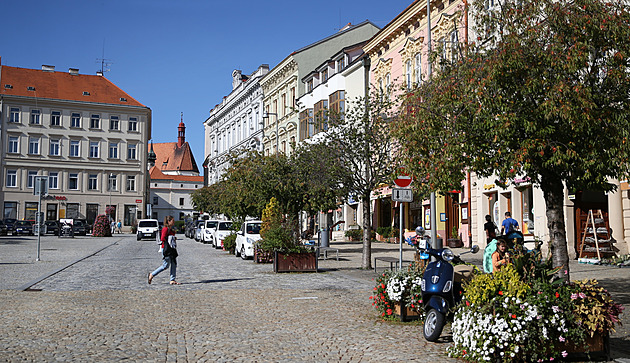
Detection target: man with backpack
<box><xmin>500</xmin><ymin>212</ymin><xmax>519</xmax><ymax>235</ymax></box>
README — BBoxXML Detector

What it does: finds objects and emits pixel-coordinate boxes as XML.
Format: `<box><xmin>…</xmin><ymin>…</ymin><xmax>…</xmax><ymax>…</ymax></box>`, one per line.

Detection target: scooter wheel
<box><xmin>423</xmin><ymin>308</ymin><xmax>445</xmax><ymax>342</ymax></box>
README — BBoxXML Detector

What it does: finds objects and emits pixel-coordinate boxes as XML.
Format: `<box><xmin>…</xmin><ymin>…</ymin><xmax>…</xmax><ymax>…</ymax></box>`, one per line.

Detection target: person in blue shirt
<box><xmin>500</xmin><ymin>212</ymin><xmax>519</xmax><ymax>235</ymax></box>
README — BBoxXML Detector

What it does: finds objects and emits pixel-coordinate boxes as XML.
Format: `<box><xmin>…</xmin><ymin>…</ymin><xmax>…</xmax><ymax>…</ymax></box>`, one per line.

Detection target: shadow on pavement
<box><xmin>188</xmin><ymin>278</ymin><xmax>253</xmax><ymax>285</ymax></box>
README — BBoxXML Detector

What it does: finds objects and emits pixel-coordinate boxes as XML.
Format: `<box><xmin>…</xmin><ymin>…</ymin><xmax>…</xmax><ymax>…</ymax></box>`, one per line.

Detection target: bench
<box><xmin>318</xmin><ymin>247</ymin><xmax>339</xmax><ymax>261</ymax></box>
<box><xmin>374</xmin><ymin>256</ymin><xmax>402</xmax><ymax>272</ymax></box>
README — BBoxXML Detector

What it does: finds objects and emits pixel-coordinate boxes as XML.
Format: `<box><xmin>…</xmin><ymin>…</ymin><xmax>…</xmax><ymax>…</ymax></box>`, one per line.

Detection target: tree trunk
<box><xmin>540</xmin><ymin>175</ymin><xmax>570</xmax><ymax>281</ymax></box>
<box><xmin>362</xmin><ymin>197</ymin><xmax>372</xmax><ymax>269</ymax></box>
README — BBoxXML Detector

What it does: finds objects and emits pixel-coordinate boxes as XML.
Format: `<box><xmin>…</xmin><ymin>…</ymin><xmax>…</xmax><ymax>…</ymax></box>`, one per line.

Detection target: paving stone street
<box><xmin>0</xmin><ymin>233</ymin><xmax>629</xmax><ymax>362</ymax></box>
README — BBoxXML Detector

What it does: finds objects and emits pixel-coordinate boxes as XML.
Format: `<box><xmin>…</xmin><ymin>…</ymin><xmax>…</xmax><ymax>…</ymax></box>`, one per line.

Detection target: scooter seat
<box><xmin>453</xmin><ymin>264</ymin><xmax>475</xmax><ymax>283</ymax></box>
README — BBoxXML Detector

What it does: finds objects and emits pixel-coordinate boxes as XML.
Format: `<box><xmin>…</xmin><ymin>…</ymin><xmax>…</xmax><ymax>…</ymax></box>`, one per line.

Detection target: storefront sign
<box><xmin>514</xmin><ymin>177</ymin><xmax>531</xmax><ymax>184</ymax></box>
<box><xmin>484</xmin><ymin>184</ymin><xmax>496</xmax><ymax>190</ymax></box>
<box><xmin>135</xmin><ymin>199</ymin><xmax>142</xmax><ymax>204</ymax></box>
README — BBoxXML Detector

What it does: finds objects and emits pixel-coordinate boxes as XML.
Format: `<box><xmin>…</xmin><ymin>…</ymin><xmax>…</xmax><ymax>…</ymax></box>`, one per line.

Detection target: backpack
<box><xmin>483</xmin><ymin>239</ymin><xmax>497</xmax><ymax>273</ymax></box>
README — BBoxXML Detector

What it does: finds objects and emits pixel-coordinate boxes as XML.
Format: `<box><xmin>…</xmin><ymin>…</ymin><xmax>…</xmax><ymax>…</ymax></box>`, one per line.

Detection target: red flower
<box><xmin>498</xmin><ymin>291</ymin><xmax>504</xmax><ymax>295</ymax></box>
<box><xmin>387</xmin><ymin>309</ymin><xmax>393</xmax><ymax>315</ymax></box>
<box><xmin>512</xmin><ymin>314</ymin><xmax>517</xmax><ymax>319</ymax></box>
<box><xmin>555</xmin><ymin>292</ymin><xmax>560</xmax><ymax>298</ymax></box>
<box><xmin>463</xmin><ymin>350</ymin><xmax>467</xmax><ymax>355</ymax></box>
<box><xmin>466</xmin><ymin>301</ymin><xmax>470</xmax><ymax>306</ymax></box>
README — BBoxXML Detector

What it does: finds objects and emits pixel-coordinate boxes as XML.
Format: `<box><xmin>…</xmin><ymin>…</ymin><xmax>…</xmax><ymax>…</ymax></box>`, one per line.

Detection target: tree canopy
<box><xmin>393</xmin><ymin>0</ymin><xmax>630</xmax><ymax>280</ymax></box>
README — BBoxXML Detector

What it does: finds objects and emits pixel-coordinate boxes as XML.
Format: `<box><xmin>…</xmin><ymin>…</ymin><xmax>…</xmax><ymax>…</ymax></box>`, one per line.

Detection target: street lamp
<box><xmin>263</xmin><ymin>112</ymin><xmax>278</xmax><ymax>154</ymax></box>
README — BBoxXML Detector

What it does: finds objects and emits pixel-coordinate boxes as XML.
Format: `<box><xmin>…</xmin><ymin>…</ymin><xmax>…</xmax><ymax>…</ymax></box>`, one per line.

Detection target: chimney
<box><xmin>42</xmin><ymin>65</ymin><xmax>55</xmax><ymax>72</ymax></box>
<box><xmin>68</xmin><ymin>68</ymin><xmax>79</xmax><ymax>75</ymax></box>
<box><xmin>178</xmin><ymin>113</ymin><xmax>186</xmax><ymax>148</ymax></box>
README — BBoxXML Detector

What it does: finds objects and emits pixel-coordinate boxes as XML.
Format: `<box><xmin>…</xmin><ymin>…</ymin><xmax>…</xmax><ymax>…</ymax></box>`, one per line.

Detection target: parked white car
<box><xmin>235</xmin><ymin>220</ymin><xmax>262</xmax><ymax>259</ymax></box>
<box><xmin>201</xmin><ymin>220</ymin><xmax>220</xmax><ymax>244</ymax></box>
<box><xmin>137</xmin><ymin>219</ymin><xmax>160</xmax><ymax>241</ymax></box>
<box><xmin>212</xmin><ymin>221</ymin><xmax>234</xmax><ymax>249</ymax></box>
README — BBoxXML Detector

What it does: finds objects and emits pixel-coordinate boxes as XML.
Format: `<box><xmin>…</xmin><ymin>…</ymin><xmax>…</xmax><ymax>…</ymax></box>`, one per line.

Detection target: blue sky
<box><xmin>1</xmin><ymin>0</ymin><xmax>411</xmax><ymax>165</ymax></box>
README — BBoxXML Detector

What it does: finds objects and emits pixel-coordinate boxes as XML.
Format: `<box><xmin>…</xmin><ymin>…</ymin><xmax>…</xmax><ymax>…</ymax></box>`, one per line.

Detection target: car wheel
<box><xmin>241</xmin><ymin>247</ymin><xmax>247</xmax><ymax>260</ymax></box>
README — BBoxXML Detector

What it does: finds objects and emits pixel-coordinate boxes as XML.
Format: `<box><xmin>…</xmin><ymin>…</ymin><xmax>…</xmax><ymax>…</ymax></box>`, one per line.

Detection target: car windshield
<box><xmin>45</xmin><ymin>221</ymin><xmax>56</xmax><ymax>226</ymax></box>
<box><xmin>17</xmin><ymin>221</ymin><xmax>33</xmax><ymax>226</ymax></box>
<box><xmin>206</xmin><ymin>221</ymin><xmax>218</xmax><ymax>229</ymax></box>
<box><xmin>139</xmin><ymin>221</ymin><xmax>158</xmax><ymax>227</ymax></box>
<box><xmin>74</xmin><ymin>220</ymin><xmax>84</xmax><ymax>226</ymax></box>
<box><xmin>246</xmin><ymin>223</ymin><xmax>261</xmax><ymax>234</ymax></box>
<box><xmin>218</xmin><ymin>222</ymin><xmax>232</xmax><ymax>230</ymax></box>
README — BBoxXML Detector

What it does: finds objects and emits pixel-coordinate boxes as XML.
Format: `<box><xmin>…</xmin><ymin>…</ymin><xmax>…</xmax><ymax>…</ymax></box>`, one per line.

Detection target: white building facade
<box><xmin>204</xmin><ymin>65</ymin><xmax>269</xmax><ymax>185</ymax></box>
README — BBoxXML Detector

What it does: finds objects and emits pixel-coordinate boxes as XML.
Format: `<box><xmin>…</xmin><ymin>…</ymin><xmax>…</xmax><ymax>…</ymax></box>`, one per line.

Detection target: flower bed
<box><xmin>447</xmin><ymin>246</ymin><xmax>624</xmax><ymax>362</ymax></box>
<box><xmin>370</xmin><ymin>262</ymin><xmax>425</xmax><ymax>321</ymax></box>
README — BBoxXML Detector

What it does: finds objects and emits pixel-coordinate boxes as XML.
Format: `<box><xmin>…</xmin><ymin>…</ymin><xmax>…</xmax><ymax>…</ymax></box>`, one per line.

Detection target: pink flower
<box><xmin>562</xmin><ymin>351</ymin><xmax>568</xmax><ymax>358</ymax></box>
<box><xmin>579</xmin><ymin>292</ymin><xmax>586</xmax><ymax>298</ymax></box>
<box><xmin>571</xmin><ymin>293</ymin><xmax>578</xmax><ymax>299</ymax></box>
<box><xmin>559</xmin><ymin>336</ymin><xmax>565</xmax><ymax>342</ymax></box>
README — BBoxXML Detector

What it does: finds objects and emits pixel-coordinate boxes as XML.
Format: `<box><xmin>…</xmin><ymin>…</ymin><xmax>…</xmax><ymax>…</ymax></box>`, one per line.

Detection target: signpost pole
<box><xmin>36</xmin><ymin>189</ymin><xmax>42</xmax><ymax>261</ymax></box>
<box><xmin>399</xmin><ymin>201</ymin><xmax>403</xmax><ymax>269</ymax></box>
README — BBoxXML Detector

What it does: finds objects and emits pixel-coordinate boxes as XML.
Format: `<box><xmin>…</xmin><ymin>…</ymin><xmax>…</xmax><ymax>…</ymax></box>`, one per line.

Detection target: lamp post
<box><xmin>263</xmin><ymin>112</ymin><xmax>278</xmax><ymax>154</ymax></box>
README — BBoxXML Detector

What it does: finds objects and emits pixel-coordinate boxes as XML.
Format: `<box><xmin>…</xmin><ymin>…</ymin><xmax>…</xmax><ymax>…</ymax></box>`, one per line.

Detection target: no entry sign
<box><xmin>393</xmin><ymin>175</ymin><xmax>412</xmax><ymax>188</ymax></box>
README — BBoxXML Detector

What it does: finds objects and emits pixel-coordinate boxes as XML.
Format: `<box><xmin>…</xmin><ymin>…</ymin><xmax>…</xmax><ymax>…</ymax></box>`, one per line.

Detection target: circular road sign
<box><xmin>394</xmin><ymin>175</ymin><xmax>412</xmax><ymax>188</ymax></box>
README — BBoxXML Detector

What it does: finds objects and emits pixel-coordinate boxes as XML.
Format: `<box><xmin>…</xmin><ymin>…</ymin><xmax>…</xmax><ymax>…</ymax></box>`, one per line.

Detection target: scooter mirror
<box><xmin>470</xmin><ymin>245</ymin><xmax>480</xmax><ymax>254</ymax></box>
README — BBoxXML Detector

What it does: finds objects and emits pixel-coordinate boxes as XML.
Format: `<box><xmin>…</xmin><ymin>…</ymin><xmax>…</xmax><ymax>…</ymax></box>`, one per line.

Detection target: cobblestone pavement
<box><xmin>0</xmin><ymin>234</ymin><xmax>628</xmax><ymax>362</ymax></box>
<box><xmin>0</xmin><ymin>234</ymin><xmax>451</xmax><ymax>362</ymax></box>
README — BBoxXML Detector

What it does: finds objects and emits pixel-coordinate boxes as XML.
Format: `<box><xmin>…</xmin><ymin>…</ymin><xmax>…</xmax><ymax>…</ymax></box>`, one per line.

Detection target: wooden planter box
<box><xmin>559</xmin><ymin>333</ymin><xmax>610</xmax><ymax>361</ymax></box>
<box><xmin>393</xmin><ymin>302</ymin><xmax>421</xmax><ymax>322</ymax></box>
<box><xmin>254</xmin><ymin>249</ymin><xmax>273</xmax><ymax>264</ymax></box>
<box><xmin>273</xmin><ymin>251</ymin><xmax>318</xmax><ymax>273</ymax></box>
<box><xmin>447</xmin><ymin>238</ymin><xmax>463</xmax><ymax>248</ymax></box>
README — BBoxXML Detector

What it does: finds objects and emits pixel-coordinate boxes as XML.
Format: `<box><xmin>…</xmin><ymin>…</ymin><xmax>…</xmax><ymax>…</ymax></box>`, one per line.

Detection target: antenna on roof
<box><xmin>96</xmin><ymin>39</ymin><xmax>113</xmax><ymax>74</ymax></box>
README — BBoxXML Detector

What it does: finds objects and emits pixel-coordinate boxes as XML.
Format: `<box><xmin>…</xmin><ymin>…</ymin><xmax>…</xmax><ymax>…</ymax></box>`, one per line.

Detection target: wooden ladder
<box><xmin>578</xmin><ymin>209</ymin><xmax>609</xmax><ymax>261</ymax></box>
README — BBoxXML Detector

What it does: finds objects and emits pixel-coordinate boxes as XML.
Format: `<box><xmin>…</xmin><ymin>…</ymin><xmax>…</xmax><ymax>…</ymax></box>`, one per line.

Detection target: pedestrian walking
<box><xmin>483</xmin><ymin>214</ymin><xmax>499</xmax><ymax>243</ymax></box>
<box><xmin>116</xmin><ymin>220</ymin><xmax>122</xmax><ymax>234</ymax></box>
<box><xmin>148</xmin><ymin>215</ymin><xmax>180</xmax><ymax>285</ymax></box>
<box><xmin>110</xmin><ymin>220</ymin><xmax>116</xmax><ymax>234</ymax></box>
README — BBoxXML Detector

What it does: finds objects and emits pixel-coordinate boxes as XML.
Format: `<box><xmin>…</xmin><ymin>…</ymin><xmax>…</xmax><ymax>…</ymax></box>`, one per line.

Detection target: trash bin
<box><xmin>320</xmin><ymin>227</ymin><xmax>329</xmax><ymax>248</ymax></box>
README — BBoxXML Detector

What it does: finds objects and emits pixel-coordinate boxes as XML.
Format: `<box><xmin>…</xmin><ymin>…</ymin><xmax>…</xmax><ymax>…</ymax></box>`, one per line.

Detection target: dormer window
<box><xmin>120</xmin><ymin>97</ymin><xmax>127</xmax><ymax>102</ymax></box>
<box><xmin>321</xmin><ymin>69</ymin><xmax>328</xmax><ymax>82</ymax></box>
<box><xmin>4</xmin><ymin>84</ymin><xmax>13</xmax><ymax>89</ymax></box>
<box><xmin>307</xmin><ymin>79</ymin><xmax>313</xmax><ymax>92</ymax></box>
<box><xmin>83</xmin><ymin>91</ymin><xmax>90</xmax><ymax>96</ymax></box>
<box><xmin>27</xmin><ymin>86</ymin><xmax>36</xmax><ymax>91</ymax></box>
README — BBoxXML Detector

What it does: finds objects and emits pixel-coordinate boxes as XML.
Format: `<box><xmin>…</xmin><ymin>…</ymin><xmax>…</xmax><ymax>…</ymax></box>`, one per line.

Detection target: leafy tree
<box><xmin>192</xmin><ymin>147</ymin><xmax>345</xmax><ymax>239</ymax></box>
<box><xmin>309</xmin><ymin>92</ymin><xmax>399</xmax><ymax>269</ymax></box>
<box><xmin>394</xmin><ymin>0</ymin><xmax>630</xmax><ymax>280</ymax></box>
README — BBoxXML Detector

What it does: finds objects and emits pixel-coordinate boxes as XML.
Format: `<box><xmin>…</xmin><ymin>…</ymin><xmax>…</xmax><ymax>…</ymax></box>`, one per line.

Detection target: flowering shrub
<box><xmin>92</xmin><ymin>214</ymin><xmax>111</xmax><ymax>237</ymax></box>
<box><xmin>448</xmin><ymin>263</ymin><xmax>624</xmax><ymax>362</ymax></box>
<box><xmin>370</xmin><ymin>270</ymin><xmax>395</xmax><ymax>319</ymax></box>
<box><xmin>370</xmin><ymin>262</ymin><xmax>425</xmax><ymax>319</ymax></box>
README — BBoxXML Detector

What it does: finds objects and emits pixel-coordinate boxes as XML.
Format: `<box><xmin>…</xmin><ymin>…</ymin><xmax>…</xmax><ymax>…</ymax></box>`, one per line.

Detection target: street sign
<box><xmin>34</xmin><ymin>176</ymin><xmax>49</xmax><ymax>196</ymax></box>
<box><xmin>392</xmin><ymin>188</ymin><xmax>413</xmax><ymax>202</ymax></box>
<box><xmin>393</xmin><ymin>175</ymin><xmax>412</xmax><ymax>188</ymax></box>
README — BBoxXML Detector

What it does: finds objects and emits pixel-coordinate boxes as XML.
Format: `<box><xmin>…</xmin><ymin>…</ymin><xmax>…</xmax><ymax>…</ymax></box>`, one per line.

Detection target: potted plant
<box><xmin>447</xmin><ymin>245</ymin><xmax>624</xmax><ymax>362</ymax></box>
<box><xmin>258</xmin><ymin>198</ymin><xmax>317</xmax><ymax>272</ymax></box>
<box><xmin>344</xmin><ymin>226</ymin><xmax>362</xmax><ymax>241</ymax></box>
<box><xmin>447</xmin><ymin>226</ymin><xmax>463</xmax><ymax>248</ymax></box>
<box><xmin>370</xmin><ymin>262</ymin><xmax>425</xmax><ymax>322</ymax></box>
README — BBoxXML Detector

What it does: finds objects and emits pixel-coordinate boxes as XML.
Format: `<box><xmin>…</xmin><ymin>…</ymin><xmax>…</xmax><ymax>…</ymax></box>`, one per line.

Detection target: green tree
<box><xmin>394</xmin><ymin>0</ymin><xmax>630</xmax><ymax>280</ymax></box>
<box><xmin>309</xmin><ymin>90</ymin><xmax>399</xmax><ymax>269</ymax></box>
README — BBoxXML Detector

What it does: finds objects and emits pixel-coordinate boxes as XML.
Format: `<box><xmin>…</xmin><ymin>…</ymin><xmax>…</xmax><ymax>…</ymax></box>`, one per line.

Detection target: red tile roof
<box><xmin>0</xmin><ymin>65</ymin><xmax>145</xmax><ymax>107</ymax></box>
<box><xmin>152</xmin><ymin>141</ymin><xmax>200</xmax><ymax>174</ymax></box>
<box><xmin>149</xmin><ymin>166</ymin><xmax>203</xmax><ymax>182</ymax></box>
